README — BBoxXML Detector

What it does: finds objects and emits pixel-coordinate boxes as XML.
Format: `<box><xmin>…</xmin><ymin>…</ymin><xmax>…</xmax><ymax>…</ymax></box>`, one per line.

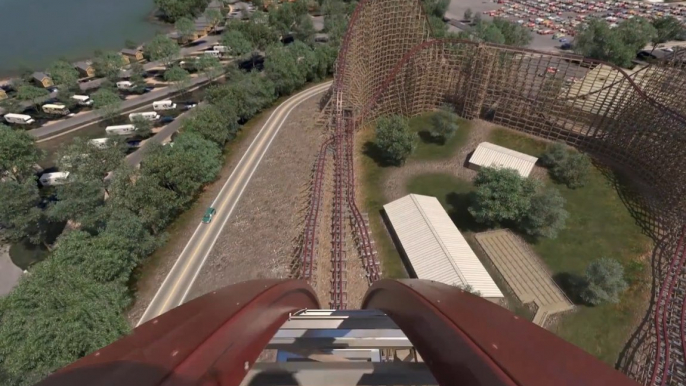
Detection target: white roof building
<box><xmin>469</xmin><ymin>142</ymin><xmax>538</xmax><ymax>178</ymax></box>
<box><xmin>383</xmin><ymin>194</ymin><xmax>504</xmax><ymax>299</ymax></box>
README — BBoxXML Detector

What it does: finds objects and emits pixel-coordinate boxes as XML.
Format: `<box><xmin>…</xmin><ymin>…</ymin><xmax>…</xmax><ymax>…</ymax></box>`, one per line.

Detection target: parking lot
<box><xmin>448</xmin><ymin>0</ymin><xmax>686</xmax><ymax>52</ymax></box>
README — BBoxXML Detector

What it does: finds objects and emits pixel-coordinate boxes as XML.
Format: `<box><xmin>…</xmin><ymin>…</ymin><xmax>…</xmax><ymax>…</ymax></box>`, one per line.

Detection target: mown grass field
<box><xmin>359</xmin><ymin>114</ymin><xmax>652</xmax><ymax>365</ymax></box>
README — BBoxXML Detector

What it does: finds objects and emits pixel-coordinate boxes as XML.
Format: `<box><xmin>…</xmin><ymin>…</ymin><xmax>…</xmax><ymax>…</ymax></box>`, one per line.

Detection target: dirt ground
<box><xmin>184</xmin><ymin>96</ymin><xmax>326</xmax><ymax>302</ymax></box>
<box><xmin>126</xmin><ymin>93</ymin><xmax>326</xmax><ymax>323</ymax></box>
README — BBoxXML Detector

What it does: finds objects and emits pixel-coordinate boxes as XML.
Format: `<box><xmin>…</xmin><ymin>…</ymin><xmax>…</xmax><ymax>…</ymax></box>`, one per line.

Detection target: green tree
<box><xmin>128</xmin><ymin>61</ymin><xmax>148</xmax><ymax>92</ymax></box>
<box><xmin>492</xmin><ymin>18</ymin><xmax>533</xmax><ymax>47</ymax></box>
<box><xmin>651</xmin><ymin>16</ymin><xmax>685</xmax><ymax>52</ymax></box>
<box><xmin>99</xmin><ymin>207</ymin><xmax>159</xmax><ymax>257</ymax></box>
<box><xmin>422</xmin><ymin>0</ymin><xmax>450</xmax><ymax>18</ymax></box>
<box><xmin>552</xmin><ymin>152</ymin><xmax>591</xmax><ymax>189</ymax></box>
<box><xmin>0</xmin><ymin>179</ymin><xmax>45</xmax><ymax>245</ymax></box>
<box><xmin>108</xmin><ymin>165</ymin><xmax>180</xmax><ymax>234</ymax></box>
<box><xmin>15</xmin><ymin>84</ymin><xmax>49</xmax><ymax>109</ymax></box>
<box><xmin>541</xmin><ymin>143</ymin><xmax>591</xmax><ymax>189</ymax></box>
<box><xmin>145</xmin><ymin>35</ymin><xmax>181</xmax><ymax>66</ymax></box>
<box><xmin>204</xmin><ymin>8</ymin><xmax>223</xmax><ymax>28</ymax></box>
<box><xmin>92</xmin><ymin>87</ymin><xmax>122</xmax><ymax>120</ymax></box>
<box><xmin>0</xmin><ymin>260</ymin><xmax>129</xmax><ymax>384</ymax></box>
<box><xmin>374</xmin><ymin>115</ymin><xmax>415</xmax><ymax>165</ymax></box>
<box><xmin>92</xmin><ymin>51</ymin><xmax>126</xmax><ymax>82</ymax></box>
<box><xmin>428</xmin><ymin>105</ymin><xmax>459</xmax><ymax>143</ymax></box>
<box><xmin>55</xmin><ymin>88</ymin><xmax>78</xmax><ymax>110</ymax></box>
<box><xmin>205</xmin><ymin>71</ymin><xmax>276</xmax><ymax>121</ymax></box>
<box><xmin>0</xmin><ymin>127</ymin><xmax>44</xmax><ymax>182</ymax></box>
<box><xmin>49</xmin><ymin>179</ymin><xmax>106</xmax><ymax>229</ymax></box>
<box><xmin>519</xmin><ymin>187</ymin><xmax>568</xmax><ymax>239</ymax></box>
<box><xmin>265</xmin><ymin>44</ymin><xmax>306</xmax><ymax>96</ymax></box>
<box><xmin>181</xmin><ymin>104</ymin><xmax>239</xmax><ymax>146</ymax></box>
<box><xmin>474</xmin><ymin>20</ymin><xmax>505</xmax><ymax>44</ymax></box>
<box><xmin>312</xmin><ymin>43</ymin><xmax>338</xmax><ymax>80</ymax></box>
<box><xmin>322</xmin><ymin>0</ymin><xmax>350</xmax><ymax>44</ymax></box>
<box><xmin>175</xmin><ymin>16</ymin><xmax>196</xmax><ymax>42</ymax></box>
<box><xmin>140</xmin><ymin>133</ymin><xmax>222</xmax><ymax>205</ymax></box>
<box><xmin>154</xmin><ymin>0</ymin><xmax>210</xmax><ymax>22</ymax></box>
<box><xmin>581</xmin><ymin>258</ymin><xmax>628</xmax><ymax>305</ymax></box>
<box><xmin>468</xmin><ymin>167</ymin><xmax>540</xmax><ymax>226</ymax></box>
<box><xmin>0</xmin><ymin>98</ymin><xmax>24</xmax><ymax>114</ymax></box>
<box><xmin>196</xmin><ymin>54</ymin><xmax>224</xmax><ymax>81</ymax></box>
<box><xmin>129</xmin><ymin>116</ymin><xmax>153</xmax><ymax>138</ymax></box>
<box><xmin>225</xmin><ymin>13</ymin><xmax>279</xmax><ymax>50</ymax></box>
<box><xmin>428</xmin><ymin>16</ymin><xmax>449</xmax><ymax>39</ymax></box>
<box><xmin>269</xmin><ymin>0</ymin><xmax>310</xmax><ymax>36</ymax></box>
<box><xmin>221</xmin><ymin>30</ymin><xmax>254</xmax><ymax>57</ymax></box>
<box><xmin>163</xmin><ymin>65</ymin><xmax>191</xmax><ymax>91</ymax></box>
<box><xmin>574</xmin><ymin>18</ymin><xmax>655</xmax><ymax>68</ymax></box>
<box><xmin>47</xmin><ymin>60</ymin><xmax>80</xmax><ymax>89</ymax></box>
<box><xmin>57</xmin><ymin>136</ymin><xmax>126</xmax><ymax>183</ymax></box>
<box><xmin>464</xmin><ymin>8</ymin><xmax>473</xmax><ymax>21</ymax></box>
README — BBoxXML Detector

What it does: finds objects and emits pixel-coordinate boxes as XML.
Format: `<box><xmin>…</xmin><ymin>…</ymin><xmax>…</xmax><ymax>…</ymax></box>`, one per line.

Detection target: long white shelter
<box><xmin>383</xmin><ymin>194</ymin><xmax>504</xmax><ymax>299</ymax></box>
<box><xmin>469</xmin><ymin>142</ymin><xmax>538</xmax><ymax>178</ymax></box>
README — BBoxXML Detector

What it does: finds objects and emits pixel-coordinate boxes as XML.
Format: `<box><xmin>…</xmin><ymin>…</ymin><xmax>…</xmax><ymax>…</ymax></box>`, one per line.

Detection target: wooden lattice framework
<box><xmin>325</xmin><ymin>0</ymin><xmax>686</xmax><ymax>384</ymax></box>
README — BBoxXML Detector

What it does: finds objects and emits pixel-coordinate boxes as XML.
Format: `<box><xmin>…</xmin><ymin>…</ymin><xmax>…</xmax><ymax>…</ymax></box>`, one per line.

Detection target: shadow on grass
<box><xmin>417</xmin><ymin>130</ymin><xmax>446</xmax><ymax>145</ymax></box>
<box><xmin>363</xmin><ymin>141</ymin><xmax>397</xmax><ymax>168</ymax></box>
<box><xmin>553</xmin><ymin>272</ymin><xmax>588</xmax><ymax>305</ymax></box>
<box><xmin>445</xmin><ymin>192</ymin><xmax>489</xmax><ymax>233</ymax></box>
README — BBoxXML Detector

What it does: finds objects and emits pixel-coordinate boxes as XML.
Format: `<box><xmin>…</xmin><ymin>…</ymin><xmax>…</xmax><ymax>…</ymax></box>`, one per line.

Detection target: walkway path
<box><xmin>0</xmin><ymin>245</ymin><xmax>22</xmax><ymax>296</ymax></box>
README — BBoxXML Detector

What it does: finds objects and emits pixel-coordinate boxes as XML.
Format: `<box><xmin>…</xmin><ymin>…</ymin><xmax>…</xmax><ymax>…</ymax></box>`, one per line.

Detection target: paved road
<box><xmin>136</xmin><ymin>81</ymin><xmax>332</xmax><ymax>325</ymax></box>
<box><xmin>29</xmin><ymin>75</ymin><xmax>212</xmax><ymax>140</ymax></box>
<box><xmin>1</xmin><ymin>35</ymin><xmax>221</xmax><ymax>118</ymax></box>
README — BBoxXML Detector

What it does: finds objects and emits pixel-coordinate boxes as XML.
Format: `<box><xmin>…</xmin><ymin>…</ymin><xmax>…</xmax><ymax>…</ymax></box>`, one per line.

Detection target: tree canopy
<box><xmin>225</xmin><ymin>12</ymin><xmax>279</xmax><ymax>50</ymax></box>
<box><xmin>651</xmin><ymin>16</ymin><xmax>685</xmax><ymax>51</ymax></box>
<box><xmin>0</xmin><ymin>179</ymin><xmax>45</xmax><ymax>245</ymax></box>
<box><xmin>470</xmin><ymin>18</ymin><xmax>532</xmax><ymax>46</ymax></box>
<box><xmin>0</xmin><ymin>260</ymin><xmax>130</xmax><ymax>385</ymax></box>
<box><xmin>92</xmin><ymin>51</ymin><xmax>126</xmax><ymax>82</ymax></box>
<box><xmin>574</xmin><ymin>17</ymin><xmax>656</xmax><ymax>68</ymax></box>
<box><xmin>0</xmin><ymin>127</ymin><xmax>44</xmax><ymax>182</ymax></box>
<box><xmin>541</xmin><ymin>142</ymin><xmax>592</xmax><ymax>189</ymax></box>
<box><xmin>154</xmin><ymin>0</ymin><xmax>210</xmax><ymax>22</ymax></box>
<box><xmin>469</xmin><ymin>167</ymin><xmax>540</xmax><ymax>226</ymax></box>
<box><xmin>174</xmin><ymin>16</ymin><xmax>196</xmax><ymax>41</ymax></box>
<box><xmin>581</xmin><ymin>258</ymin><xmax>628</xmax><ymax>305</ymax></box>
<box><xmin>181</xmin><ymin>104</ymin><xmax>239</xmax><ymax>146</ymax></box>
<box><xmin>15</xmin><ymin>84</ymin><xmax>49</xmax><ymax>108</ymax></box>
<box><xmin>91</xmin><ymin>87</ymin><xmax>122</xmax><ymax>120</ymax></box>
<box><xmin>428</xmin><ymin>106</ymin><xmax>459</xmax><ymax>143</ymax></box>
<box><xmin>374</xmin><ymin>115</ymin><xmax>415</xmax><ymax>165</ymax></box>
<box><xmin>48</xmin><ymin>60</ymin><xmax>80</xmax><ymax>89</ymax></box>
<box><xmin>164</xmin><ymin>65</ymin><xmax>191</xmax><ymax>91</ymax></box>
<box><xmin>145</xmin><ymin>35</ymin><xmax>181</xmax><ymax>66</ymax></box>
<box><xmin>221</xmin><ymin>30</ymin><xmax>254</xmax><ymax>57</ymax></box>
<box><xmin>519</xmin><ymin>187</ymin><xmax>569</xmax><ymax>239</ymax></box>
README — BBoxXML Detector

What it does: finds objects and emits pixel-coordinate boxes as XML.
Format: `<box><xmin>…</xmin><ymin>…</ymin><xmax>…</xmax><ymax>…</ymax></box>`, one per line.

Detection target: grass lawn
<box><xmin>395</xmin><ymin>127</ymin><xmax>652</xmax><ymax>366</ymax></box>
<box><xmin>408</xmin><ymin>114</ymin><xmax>472</xmax><ymax>161</ymax></box>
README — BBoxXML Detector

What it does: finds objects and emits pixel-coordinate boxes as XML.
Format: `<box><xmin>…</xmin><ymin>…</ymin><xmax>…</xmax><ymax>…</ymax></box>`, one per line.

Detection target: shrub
<box><xmin>581</xmin><ymin>258</ymin><xmax>628</xmax><ymax>305</ymax></box>
<box><xmin>428</xmin><ymin>105</ymin><xmax>459</xmax><ymax>144</ymax></box>
<box><xmin>468</xmin><ymin>167</ymin><xmax>540</xmax><ymax>225</ymax></box>
<box><xmin>520</xmin><ymin>187</ymin><xmax>569</xmax><ymax>239</ymax></box>
<box><xmin>540</xmin><ymin>142</ymin><xmax>592</xmax><ymax>189</ymax></box>
<box><xmin>375</xmin><ymin>115</ymin><xmax>415</xmax><ymax>165</ymax></box>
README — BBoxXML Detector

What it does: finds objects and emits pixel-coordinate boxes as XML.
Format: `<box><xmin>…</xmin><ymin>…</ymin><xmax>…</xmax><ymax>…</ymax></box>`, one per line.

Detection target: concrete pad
<box><xmin>0</xmin><ymin>245</ymin><xmax>22</xmax><ymax>296</ymax></box>
<box><xmin>475</xmin><ymin>230</ymin><xmax>573</xmax><ymax>327</ymax></box>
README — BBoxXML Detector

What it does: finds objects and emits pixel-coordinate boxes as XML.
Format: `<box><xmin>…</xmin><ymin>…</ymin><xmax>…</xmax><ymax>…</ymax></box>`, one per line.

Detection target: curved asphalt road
<box><xmin>137</xmin><ymin>81</ymin><xmax>332</xmax><ymax>325</ymax></box>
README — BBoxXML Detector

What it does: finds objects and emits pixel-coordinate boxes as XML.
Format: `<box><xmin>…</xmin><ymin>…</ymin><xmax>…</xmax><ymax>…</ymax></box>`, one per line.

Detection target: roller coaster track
<box><xmin>650</xmin><ymin>227</ymin><xmax>686</xmax><ymax>385</ymax></box>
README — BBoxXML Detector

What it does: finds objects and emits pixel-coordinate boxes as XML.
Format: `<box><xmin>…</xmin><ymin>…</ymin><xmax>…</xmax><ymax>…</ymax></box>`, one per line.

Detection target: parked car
<box><xmin>183</xmin><ymin>102</ymin><xmax>198</xmax><ymax>110</ymax></box>
<box><xmin>159</xmin><ymin>116</ymin><xmax>175</xmax><ymax>124</ymax></box>
<box><xmin>203</xmin><ymin>207</ymin><xmax>216</xmax><ymax>223</ymax></box>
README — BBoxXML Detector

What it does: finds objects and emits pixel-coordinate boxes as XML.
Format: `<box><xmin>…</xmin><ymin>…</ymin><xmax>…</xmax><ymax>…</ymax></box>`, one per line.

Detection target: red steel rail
<box><xmin>650</xmin><ymin>227</ymin><xmax>686</xmax><ymax>386</ymax></box>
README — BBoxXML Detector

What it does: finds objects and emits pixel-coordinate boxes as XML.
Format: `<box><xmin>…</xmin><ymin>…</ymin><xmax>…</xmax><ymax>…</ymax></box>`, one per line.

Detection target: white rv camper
<box><xmin>116</xmin><ymin>81</ymin><xmax>134</xmax><ymax>90</ymax></box>
<box><xmin>105</xmin><ymin>124</ymin><xmax>137</xmax><ymax>136</ymax></box>
<box><xmin>39</xmin><ymin>172</ymin><xmax>70</xmax><ymax>187</ymax></box>
<box><xmin>3</xmin><ymin>113</ymin><xmax>35</xmax><ymax>125</ymax></box>
<box><xmin>88</xmin><ymin>138</ymin><xmax>110</xmax><ymax>149</ymax></box>
<box><xmin>152</xmin><ymin>100</ymin><xmax>177</xmax><ymax>111</ymax></box>
<box><xmin>129</xmin><ymin>112</ymin><xmax>160</xmax><ymax>122</ymax></box>
<box><xmin>71</xmin><ymin>94</ymin><xmax>94</xmax><ymax>106</ymax></box>
<box><xmin>42</xmin><ymin>103</ymin><xmax>70</xmax><ymax>115</ymax></box>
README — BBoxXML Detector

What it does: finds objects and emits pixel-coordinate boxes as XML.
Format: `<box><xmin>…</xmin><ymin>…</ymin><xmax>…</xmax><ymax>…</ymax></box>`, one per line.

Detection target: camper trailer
<box><xmin>88</xmin><ymin>138</ymin><xmax>110</xmax><ymax>149</ymax></box>
<box><xmin>152</xmin><ymin>100</ymin><xmax>177</xmax><ymax>111</ymax></box>
<box><xmin>39</xmin><ymin>172</ymin><xmax>70</xmax><ymax>187</ymax></box>
<box><xmin>3</xmin><ymin>113</ymin><xmax>35</xmax><ymax>125</ymax></box>
<box><xmin>71</xmin><ymin>94</ymin><xmax>94</xmax><ymax>106</ymax></box>
<box><xmin>116</xmin><ymin>81</ymin><xmax>134</xmax><ymax>90</ymax></box>
<box><xmin>129</xmin><ymin>112</ymin><xmax>160</xmax><ymax>122</ymax></box>
<box><xmin>212</xmin><ymin>45</ymin><xmax>228</xmax><ymax>53</ymax></box>
<box><xmin>42</xmin><ymin>103</ymin><xmax>70</xmax><ymax>115</ymax></box>
<box><xmin>203</xmin><ymin>50</ymin><xmax>222</xmax><ymax>58</ymax></box>
<box><xmin>106</xmin><ymin>124</ymin><xmax>137</xmax><ymax>136</ymax></box>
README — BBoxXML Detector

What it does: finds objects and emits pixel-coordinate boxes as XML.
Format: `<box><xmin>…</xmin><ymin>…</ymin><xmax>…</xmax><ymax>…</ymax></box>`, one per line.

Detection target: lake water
<box><xmin>0</xmin><ymin>0</ymin><xmax>165</xmax><ymax>77</ymax></box>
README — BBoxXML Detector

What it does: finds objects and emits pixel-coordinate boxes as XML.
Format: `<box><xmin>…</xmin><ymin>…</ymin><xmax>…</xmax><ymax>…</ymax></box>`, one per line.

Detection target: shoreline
<box><xmin>0</xmin><ymin>7</ymin><xmax>173</xmax><ymax>81</ymax></box>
